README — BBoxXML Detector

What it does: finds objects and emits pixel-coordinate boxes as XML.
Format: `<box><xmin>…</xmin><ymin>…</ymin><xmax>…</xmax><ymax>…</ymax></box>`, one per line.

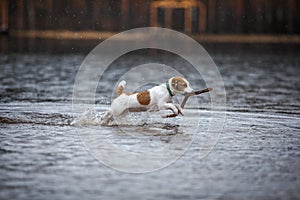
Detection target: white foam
<box><xmin>71</xmin><ymin>109</ymin><xmax>157</xmax><ymax>126</ymax></box>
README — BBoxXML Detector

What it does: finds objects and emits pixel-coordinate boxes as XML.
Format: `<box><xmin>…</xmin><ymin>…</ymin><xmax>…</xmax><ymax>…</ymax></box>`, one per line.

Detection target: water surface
<box><xmin>0</xmin><ymin>40</ymin><xmax>299</xmax><ymax>199</ymax></box>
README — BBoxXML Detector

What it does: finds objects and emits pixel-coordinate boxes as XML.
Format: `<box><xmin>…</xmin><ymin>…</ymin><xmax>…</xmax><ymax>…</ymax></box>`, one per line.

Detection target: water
<box><xmin>0</xmin><ymin>40</ymin><xmax>300</xmax><ymax>199</ymax></box>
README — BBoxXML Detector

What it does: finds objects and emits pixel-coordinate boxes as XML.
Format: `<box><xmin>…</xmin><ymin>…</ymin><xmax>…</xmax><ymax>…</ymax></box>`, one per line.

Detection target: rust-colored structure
<box><xmin>2</xmin><ymin>0</ymin><xmax>300</xmax><ymax>34</ymax></box>
<box><xmin>0</xmin><ymin>0</ymin><xmax>8</xmax><ymax>32</ymax></box>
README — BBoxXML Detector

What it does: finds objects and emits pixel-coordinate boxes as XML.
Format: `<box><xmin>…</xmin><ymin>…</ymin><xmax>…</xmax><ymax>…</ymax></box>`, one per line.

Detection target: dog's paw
<box><xmin>174</xmin><ymin>103</ymin><xmax>184</xmax><ymax>116</ymax></box>
<box><xmin>100</xmin><ymin>110</ymin><xmax>113</xmax><ymax>125</ymax></box>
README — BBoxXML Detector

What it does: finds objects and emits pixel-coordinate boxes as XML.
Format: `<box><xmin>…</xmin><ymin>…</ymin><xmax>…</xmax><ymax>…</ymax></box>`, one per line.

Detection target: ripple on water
<box><xmin>1</xmin><ymin>46</ymin><xmax>300</xmax><ymax>199</ymax></box>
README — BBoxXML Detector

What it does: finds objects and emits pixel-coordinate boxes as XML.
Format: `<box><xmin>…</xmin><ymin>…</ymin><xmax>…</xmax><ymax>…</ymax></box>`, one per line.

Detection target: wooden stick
<box><xmin>162</xmin><ymin>88</ymin><xmax>212</xmax><ymax>118</ymax></box>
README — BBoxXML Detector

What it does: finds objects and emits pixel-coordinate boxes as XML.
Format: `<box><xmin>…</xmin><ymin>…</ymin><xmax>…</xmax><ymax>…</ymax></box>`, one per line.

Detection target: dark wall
<box><xmin>7</xmin><ymin>0</ymin><xmax>300</xmax><ymax>34</ymax></box>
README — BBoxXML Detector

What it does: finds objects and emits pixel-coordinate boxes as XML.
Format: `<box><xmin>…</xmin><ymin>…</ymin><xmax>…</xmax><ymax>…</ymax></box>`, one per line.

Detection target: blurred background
<box><xmin>1</xmin><ymin>0</ymin><xmax>300</xmax><ymax>53</ymax></box>
<box><xmin>1</xmin><ymin>0</ymin><xmax>300</xmax><ymax>34</ymax></box>
<box><xmin>1</xmin><ymin>1</ymin><xmax>300</xmax><ymax>200</ymax></box>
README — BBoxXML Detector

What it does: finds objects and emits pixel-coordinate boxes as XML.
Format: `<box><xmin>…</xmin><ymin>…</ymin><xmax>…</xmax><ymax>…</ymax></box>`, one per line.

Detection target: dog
<box><xmin>101</xmin><ymin>76</ymin><xmax>193</xmax><ymax>124</ymax></box>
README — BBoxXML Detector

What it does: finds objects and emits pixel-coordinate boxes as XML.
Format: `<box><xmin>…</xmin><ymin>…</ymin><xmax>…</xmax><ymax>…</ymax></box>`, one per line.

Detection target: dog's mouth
<box><xmin>184</xmin><ymin>91</ymin><xmax>193</xmax><ymax>95</ymax></box>
<box><xmin>184</xmin><ymin>87</ymin><xmax>194</xmax><ymax>94</ymax></box>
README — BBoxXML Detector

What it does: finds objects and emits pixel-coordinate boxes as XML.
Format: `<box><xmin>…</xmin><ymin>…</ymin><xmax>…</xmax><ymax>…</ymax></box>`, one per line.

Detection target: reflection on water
<box><xmin>0</xmin><ymin>39</ymin><xmax>300</xmax><ymax>199</ymax></box>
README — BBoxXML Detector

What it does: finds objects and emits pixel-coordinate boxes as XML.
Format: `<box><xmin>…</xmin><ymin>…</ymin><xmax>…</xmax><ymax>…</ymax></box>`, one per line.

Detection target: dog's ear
<box><xmin>171</xmin><ymin>77</ymin><xmax>178</xmax><ymax>89</ymax></box>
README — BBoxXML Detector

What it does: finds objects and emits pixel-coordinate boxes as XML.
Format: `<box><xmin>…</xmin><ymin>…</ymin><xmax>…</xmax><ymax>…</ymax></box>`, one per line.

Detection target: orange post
<box><xmin>149</xmin><ymin>0</ymin><xmax>207</xmax><ymax>33</ymax></box>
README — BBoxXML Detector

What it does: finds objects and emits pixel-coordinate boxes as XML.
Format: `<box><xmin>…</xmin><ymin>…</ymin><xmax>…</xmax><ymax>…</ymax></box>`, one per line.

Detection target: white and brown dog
<box><xmin>101</xmin><ymin>77</ymin><xmax>193</xmax><ymax>124</ymax></box>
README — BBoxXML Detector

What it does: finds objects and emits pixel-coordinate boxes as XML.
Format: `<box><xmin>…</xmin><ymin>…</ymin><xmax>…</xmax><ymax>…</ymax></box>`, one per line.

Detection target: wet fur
<box><xmin>101</xmin><ymin>77</ymin><xmax>193</xmax><ymax>125</ymax></box>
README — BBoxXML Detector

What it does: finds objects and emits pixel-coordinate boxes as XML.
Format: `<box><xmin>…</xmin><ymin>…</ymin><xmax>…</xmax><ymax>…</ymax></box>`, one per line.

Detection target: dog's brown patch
<box><xmin>137</xmin><ymin>91</ymin><xmax>151</xmax><ymax>105</ymax></box>
<box><xmin>171</xmin><ymin>77</ymin><xmax>187</xmax><ymax>92</ymax></box>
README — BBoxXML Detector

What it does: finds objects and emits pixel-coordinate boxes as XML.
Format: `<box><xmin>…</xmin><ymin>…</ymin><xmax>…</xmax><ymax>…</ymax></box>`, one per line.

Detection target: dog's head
<box><xmin>169</xmin><ymin>77</ymin><xmax>193</xmax><ymax>94</ymax></box>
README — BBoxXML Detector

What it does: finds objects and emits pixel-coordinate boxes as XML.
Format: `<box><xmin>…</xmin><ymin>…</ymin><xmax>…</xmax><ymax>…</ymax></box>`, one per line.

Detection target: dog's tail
<box><xmin>116</xmin><ymin>80</ymin><xmax>126</xmax><ymax>96</ymax></box>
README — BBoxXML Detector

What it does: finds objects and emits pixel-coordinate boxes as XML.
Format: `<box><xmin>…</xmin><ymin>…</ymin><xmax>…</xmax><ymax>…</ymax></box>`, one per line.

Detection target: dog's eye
<box><xmin>183</xmin><ymin>83</ymin><xmax>187</xmax><ymax>87</ymax></box>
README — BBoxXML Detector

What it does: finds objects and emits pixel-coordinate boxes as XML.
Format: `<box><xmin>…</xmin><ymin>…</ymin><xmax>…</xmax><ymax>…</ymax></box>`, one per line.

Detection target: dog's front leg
<box><xmin>159</xmin><ymin>103</ymin><xmax>179</xmax><ymax>115</ymax></box>
<box><xmin>174</xmin><ymin>103</ymin><xmax>184</xmax><ymax>116</ymax></box>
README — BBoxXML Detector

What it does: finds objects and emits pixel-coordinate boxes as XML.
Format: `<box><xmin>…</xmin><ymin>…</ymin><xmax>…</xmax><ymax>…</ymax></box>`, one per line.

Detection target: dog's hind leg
<box><xmin>111</xmin><ymin>95</ymin><xmax>129</xmax><ymax>117</ymax></box>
